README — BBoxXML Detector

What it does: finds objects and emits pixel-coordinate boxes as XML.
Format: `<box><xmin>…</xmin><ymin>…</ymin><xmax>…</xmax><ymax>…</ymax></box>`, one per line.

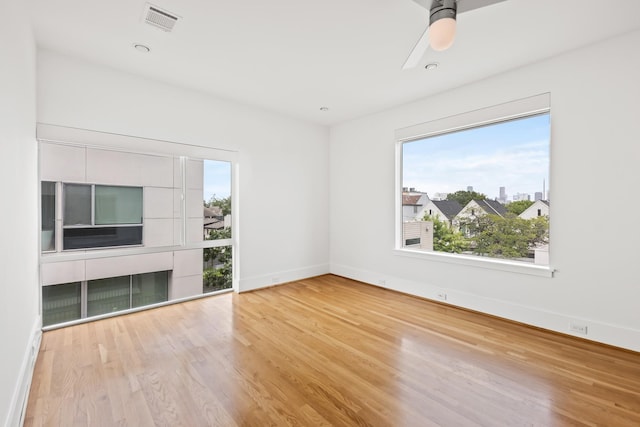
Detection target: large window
<box><xmin>62</xmin><ymin>184</ymin><xmax>143</xmax><ymax>250</ymax></box>
<box><xmin>397</xmin><ymin>94</ymin><xmax>551</xmax><ymax>273</ymax></box>
<box><xmin>38</xmin><ymin>127</ymin><xmax>238</xmax><ymax>329</ymax></box>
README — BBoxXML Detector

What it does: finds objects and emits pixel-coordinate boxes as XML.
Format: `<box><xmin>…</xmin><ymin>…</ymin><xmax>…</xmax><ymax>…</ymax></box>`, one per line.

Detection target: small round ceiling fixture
<box><xmin>134</xmin><ymin>44</ymin><xmax>151</xmax><ymax>53</ymax></box>
<box><xmin>425</xmin><ymin>62</ymin><xmax>439</xmax><ymax>71</ymax></box>
<box><xmin>319</xmin><ymin>107</ymin><xmax>329</xmax><ymax>112</ymax></box>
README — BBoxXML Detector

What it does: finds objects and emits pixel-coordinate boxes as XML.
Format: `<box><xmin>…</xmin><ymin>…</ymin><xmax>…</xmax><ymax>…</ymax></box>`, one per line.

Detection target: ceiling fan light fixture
<box><xmin>429</xmin><ymin>17</ymin><xmax>456</xmax><ymax>51</ymax></box>
<box><xmin>429</xmin><ymin>0</ymin><xmax>457</xmax><ymax>51</ymax></box>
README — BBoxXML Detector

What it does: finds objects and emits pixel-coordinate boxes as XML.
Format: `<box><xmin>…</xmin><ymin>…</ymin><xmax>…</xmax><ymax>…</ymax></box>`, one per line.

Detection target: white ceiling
<box><xmin>29</xmin><ymin>0</ymin><xmax>640</xmax><ymax>126</ymax></box>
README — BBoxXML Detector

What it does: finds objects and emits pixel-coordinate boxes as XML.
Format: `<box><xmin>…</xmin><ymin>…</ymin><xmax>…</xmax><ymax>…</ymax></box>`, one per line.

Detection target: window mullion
<box><xmin>91</xmin><ymin>184</ymin><xmax>96</xmax><ymax>226</ymax></box>
<box><xmin>81</xmin><ymin>281</ymin><xmax>88</xmax><ymax>318</ymax></box>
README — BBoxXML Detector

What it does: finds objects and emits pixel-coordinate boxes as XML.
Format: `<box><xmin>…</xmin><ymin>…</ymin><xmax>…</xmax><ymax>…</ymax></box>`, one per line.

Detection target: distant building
<box><xmin>203</xmin><ymin>206</ymin><xmax>231</xmax><ymax>237</ymax></box>
<box><xmin>534</xmin><ymin>192</ymin><xmax>543</xmax><ymax>201</ymax></box>
<box><xmin>402</xmin><ymin>189</ymin><xmax>429</xmax><ymax>222</ymax></box>
<box><xmin>453</xmin><ymin>199</ymin><xmax>507</xmax><ymax>234</ymax></box>
<box><xmin>498</xmin><ymin>186</ymin><xmax>507</xmax><ymax>204</ymax></box>
<box><xmin>419</xmin><ymin>200</ymin><xmax>463</xmax><ymax>227</ymax></box>
<box><xmin>519</xmin><ymin>200</ymin><xmax>549</xmax><ymax>220</ymax></box>
<box><xmin>469</xmin><ymin>199</ymin><xmax>507</xmax><ymax>216</ymax></box>
<box><xmin>431</xmin><ymin>192</ymin><xmax>449</xmax><ymax>201</ymax></box>
<box><xmin>467</xmin><ymin>186</ymin><xmax>474</xmax><ymax>192</ymax></box>
<box><xmin>402</xmin><ymin>220</ymin><xmax>434</xmax><ymax>251</ymax></box>
<box><xmin>513</xmin><ymin>193</ymin><xmax>531</xmax><ymax>201</ymax></box>
<box><xmin>519</xmin><ymin>200</ymin><xmax>550</xmax><ymax>265</ymax></box>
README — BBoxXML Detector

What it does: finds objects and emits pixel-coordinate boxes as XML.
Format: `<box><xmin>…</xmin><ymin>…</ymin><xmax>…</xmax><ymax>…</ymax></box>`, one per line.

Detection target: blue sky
<box><xmin>203</xmin><ymin>160</ymin><xmax>231</xmax><ymax>202</ymax></box>
<box><xmin>403</xmin><ymin>114</ymin><xmax>550</xmax><ymax>200</ymax></box>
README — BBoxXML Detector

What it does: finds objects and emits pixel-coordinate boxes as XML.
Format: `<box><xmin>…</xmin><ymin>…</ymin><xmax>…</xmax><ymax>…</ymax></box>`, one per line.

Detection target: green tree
<box><xmin>462</xmin><ymin>214</ymin><xmax>549</xmax><ymax>259</ymax></box>
<box><xmin>529</xmin><ymin>215</ymin><xmax>550</xmax><ymax>246</ymax></box>
<box><xmin>203</xmin><ymin>227</ymin><xmax>232</xmax><ymax>291</ymax></box>
<box><xmin>423</xmin><ymin>214</ymin><xmax>468</xmax><ymax>253</ymax></box>
<box><xmin>506</xmin><ymin>200</ymin><xmax>534</xmax><ymax>215</ymax></box>
<box><xmin>446</xmin><ymin>190</ymin><xmax>487</xmax><ymax>207</ymax></box>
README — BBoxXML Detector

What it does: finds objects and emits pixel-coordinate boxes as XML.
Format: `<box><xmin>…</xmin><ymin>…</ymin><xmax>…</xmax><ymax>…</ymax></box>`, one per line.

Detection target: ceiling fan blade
<box><xmin>402</xmin><ymin>25</ymin><xmax>431</xmax><ymax>70</ymax></box>
<box><xmin>456</xmin><ymin>0</ymin><xmax>507</xmax><ymax>14</ymax></box>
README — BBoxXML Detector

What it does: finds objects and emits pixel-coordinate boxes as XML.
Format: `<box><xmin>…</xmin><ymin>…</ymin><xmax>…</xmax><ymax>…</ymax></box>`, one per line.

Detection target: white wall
<box><xmin>37</xmin><ymin>50</ymin><xmax>330</xmax><ymax>292</ymax></box>
<box><xmin>330</xmin><ymin>30</ymin><xmax>640</xmax><ymax>351</ymax></box>
<box><xmin>0</xmin><ymin>0</ymin><xmax>40</xmax><ymax>425</ymax></box>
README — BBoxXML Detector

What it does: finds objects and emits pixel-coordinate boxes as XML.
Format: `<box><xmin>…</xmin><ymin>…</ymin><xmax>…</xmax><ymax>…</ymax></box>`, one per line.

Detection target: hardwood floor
<box><xmin>25</xmin><ymin>274</ymin><xmax>640</xmax><ymax>426</ymax></box>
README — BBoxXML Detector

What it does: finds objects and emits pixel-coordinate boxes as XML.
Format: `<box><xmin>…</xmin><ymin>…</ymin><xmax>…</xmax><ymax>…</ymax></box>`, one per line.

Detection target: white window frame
<box><xmin>394</xmin><ymin>94</ymin><xmax>553</xmax><ymax>277</ymax></box>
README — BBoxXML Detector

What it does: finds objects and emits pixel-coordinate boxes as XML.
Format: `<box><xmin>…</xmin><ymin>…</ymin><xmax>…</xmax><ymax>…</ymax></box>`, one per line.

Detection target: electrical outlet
<box><xmin>436</xmin><ymin>292</ymin><xmax>447</xmax><ymax>301</ymax></box>
<box><xmin>378</xmin><ymin>279</ymin><xmax>386</xmax><ymax>286</ymax></box>
<box><xmin>569</xmin><ymin>322</ymin><xmax>588</xmax><ymax>335</ymax></box>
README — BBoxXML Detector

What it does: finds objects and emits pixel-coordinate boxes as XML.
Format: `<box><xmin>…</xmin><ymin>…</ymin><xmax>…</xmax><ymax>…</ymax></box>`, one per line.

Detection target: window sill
<box><xmin>393</xmin><ymin>248</ymin><xmax>554</xmax><ymax>277</ymax></box>
<box><xmin>40</xmin><ymin>239</ymin><xmax>234</xmax><ymax>264</ymax></box>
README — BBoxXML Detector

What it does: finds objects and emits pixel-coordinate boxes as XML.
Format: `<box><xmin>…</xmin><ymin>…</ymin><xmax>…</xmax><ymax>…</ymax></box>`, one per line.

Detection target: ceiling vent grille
<box><xmin>143</xmin><ymin>3</ymin><xmax>179</xmax><ymax>32</ymax></box>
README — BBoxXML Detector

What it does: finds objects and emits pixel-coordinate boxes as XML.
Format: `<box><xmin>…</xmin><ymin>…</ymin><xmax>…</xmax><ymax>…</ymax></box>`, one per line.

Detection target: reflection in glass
<box><xmin>41</xmin><ymin>181</ymin><xmax>56</xmax><ymax>251</ymax></box>
<box><xmin>42</xmin><ymin>282</ymin><xmax>81</xmax><ymax>326</ymax></box>
<box><xmin>132</xmin><ymin>271</ymin><xmax>168</xmax><ymax>307</ymax></box>
<box><xmin>87</xmin><ymin>275</ymin><xmax>130</xmax><ymax>317</ymax></box>
<box><xmin>95</xmin><ymin>185</ymin><xmax>143</xmax><ymax>225</ymax></box>
<box><xmin>63</xmin><ymin>226</ymin><xmax>142</xmax><ymax>250</ymax></box>
<box><xmin>63</xmin><ymin>184</ymin><xmax>91</xmax><ymax>226</ymax></box>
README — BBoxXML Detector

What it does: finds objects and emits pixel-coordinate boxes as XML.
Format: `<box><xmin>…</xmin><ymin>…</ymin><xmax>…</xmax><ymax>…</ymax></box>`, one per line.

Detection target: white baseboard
<box><xmin>239</xmin><ymin>263</ymin><xmax>330</xmax><ymax>292</ymax></box>
<box><xmin>5</xmin><ymin>316</ymin><xmax>42</xmax><ymax>427</ymax></box>
<box><xmin>330</xmin><ymin>263</ymin><xmax>640</xmax><ymax>353</ymax></box>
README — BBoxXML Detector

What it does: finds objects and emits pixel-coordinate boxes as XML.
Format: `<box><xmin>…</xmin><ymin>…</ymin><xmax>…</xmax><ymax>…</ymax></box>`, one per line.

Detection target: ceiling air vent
<box><xmin>143</xmin><ymin>3</ymin><xmax>179</xmax><ymax>32</ymax></box>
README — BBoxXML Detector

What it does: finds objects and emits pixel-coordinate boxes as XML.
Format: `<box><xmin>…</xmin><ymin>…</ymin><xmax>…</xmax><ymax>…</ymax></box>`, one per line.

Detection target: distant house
<box><xmin>402</xmin><ymin>220</ymin><xmax>434</xmax><ymax>251</ymax></box>
<box><xmin>473</xmin><ymin>199</ymin><xmax>507</xmax><ymax>216</ymax></box>
<box><xmin>203</xmin><ymin>206</ymin><xmax>231</xmax><ymax>236</ymax></box>
<box><xmin>204</xmin><ymin>206</ymin><xmax>224</xmax><ymax>232</ymax></box>
<box><xmin>402</xmin><ymin>189</ymin><xmax>429</xmax><ymax>221</ymax></box>
<box><xmin>519</xmin><ymin>200</ymin><xmax>550</xmax><ymax>220</ymax></box>
<box><xmin>518</xmin><ymin>200</ymin><xmax>550</xmax><ymax>265</ymax></box>
<box><xmin>418</xmin><ymin>200</ymin><xmax>463</xmax><ymax>226</ymax></box>
<box><xmin>204</xmin><ymin>206</ymin><xmax>223</xmax><ymax>218</ymax></box>
<box><xmin>454</xmin><ymin>199</ymin><xmax>507</xmax><ymax>234</ymax></box>
<box><xmin>455</xmin><ymin>199</ymin><xmax>506</xmax><ymax>220</ymax></box>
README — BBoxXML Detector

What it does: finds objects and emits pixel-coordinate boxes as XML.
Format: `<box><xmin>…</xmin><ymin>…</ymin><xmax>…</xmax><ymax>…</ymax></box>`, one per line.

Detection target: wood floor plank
<box><xmin>25</xmin><ymin>274</ymin><xmax>640</xmax><ymax>426</ymax></box>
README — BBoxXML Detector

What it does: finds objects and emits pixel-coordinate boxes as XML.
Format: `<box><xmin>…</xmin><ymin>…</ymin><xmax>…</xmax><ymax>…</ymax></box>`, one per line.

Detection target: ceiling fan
<box><xmin>402</xmin><ymin>0</ymin><xmax>507</xmax><ymax>69</ymax></box>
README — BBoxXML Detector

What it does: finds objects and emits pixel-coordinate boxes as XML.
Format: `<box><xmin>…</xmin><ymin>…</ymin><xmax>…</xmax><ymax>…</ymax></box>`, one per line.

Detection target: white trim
<box><xmin>39</xmin><ymin>241</ymin><xmax>233</xmax><ymax>264</ymax></box>
<box><xmin>180</xmin><ymin>156</ymin><xmax>187</xmax><ymax>246</ymax></box>
<box><xmin>238</xmin><ymin>264</ymin><xmax>330</xmax><ymax>293</ymax></box>
<box><xmin>329</xmin><ymin>263</ymin><xmax>640</xmax><ymax>353</ymax></box>
<box><xmin>395</xmin><ymin>93</ymin><xmax>550</xmax><ymax>142</ymax></box>
<box><xmin>36</xmin><ymin>123</ymin><xmax>238</xmax><ymax>161</ymax></box>
<box><xmin>393</xmin><ymin>248</ymin><xmax>553</xmax><ymax>277</ymax></box>
<box><xmin>42</xmin><ymin>288</ymin><xmax>234</xmax><ymax>331</ymax></box>
<box><xmin>395</xmin><ymin>142</ymin><xmax>404</xmax><ymax>250</ymax></box>
<box><xmin>231</xmin><ymin>162</ymin><xmax>240</xmax><ymax>293</ymax></box>
<box><xmin>5</xmin><ymin>316</ymin><xmax>42</xmax><ymax>427</ymax></box>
